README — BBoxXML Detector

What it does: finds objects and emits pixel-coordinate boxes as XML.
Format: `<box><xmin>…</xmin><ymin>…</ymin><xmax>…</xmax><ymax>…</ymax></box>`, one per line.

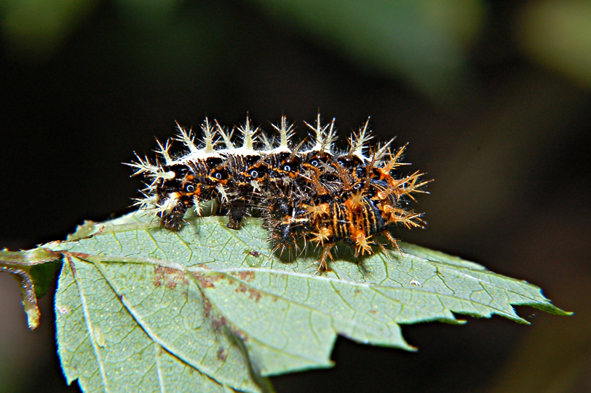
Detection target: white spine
<box><xmin>155</xmin><ymin>138</ymin><xmax>173</xmax><ymax>165</ymax></box>
<box><xmin>302</xmin><ymin>113</ymin><xmax>337</xmax><ymax>154</ymax></box>
<box><xmin>268</xmin><ymin>116</ymin><xmax>294</xmax><ymax>153</ymax></box>
<box><xmin>174</xmin><ymin>121</ymin><xmax>199</xmax><ymax>153</ymax></box>
<box><xmin>236</xmin><ymin>116</ymin><xmax>258</xmax><ymax>154</ymax></box>
<box><xmin>349</xmin><ymin>118</ymin><xmax>373</xmax><ymax>160</ymax></box>
<box><xmin>199</xmin><ymin>118</ymin><xmax>218</xmax><ymax>153</ymax></box>
<box><xmin>216</xmin><ymin>120</ymin><xmax>235</xmax><ymax>150</ymax></box>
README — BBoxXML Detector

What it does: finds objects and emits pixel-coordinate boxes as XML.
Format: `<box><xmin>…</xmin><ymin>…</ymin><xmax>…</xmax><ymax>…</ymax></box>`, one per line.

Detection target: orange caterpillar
<box><xmin>262</xmin><ymin>128</ymin><xmax>428</xmax><ymax>271</ymax></box>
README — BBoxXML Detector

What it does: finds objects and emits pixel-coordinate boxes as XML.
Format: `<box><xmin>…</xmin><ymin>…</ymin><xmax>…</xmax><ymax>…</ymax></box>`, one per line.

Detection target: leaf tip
<box><xmin>25</xmin><ymin>304</ymin><xmax>41</xmax><ymax>330</ymax></box>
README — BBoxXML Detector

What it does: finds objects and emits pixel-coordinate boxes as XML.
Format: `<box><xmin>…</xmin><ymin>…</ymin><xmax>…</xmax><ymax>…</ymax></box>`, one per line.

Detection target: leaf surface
<box><xmin>43</xmin><ymin>211</ymin><xmax>568</xmax><ymax>392</ymax></box>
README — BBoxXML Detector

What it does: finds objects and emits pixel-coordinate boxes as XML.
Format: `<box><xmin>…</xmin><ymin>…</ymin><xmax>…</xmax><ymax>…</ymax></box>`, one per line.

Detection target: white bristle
<box><xmin>349</xmin><ymin>118</ymin><xmax>373</xmax><ymax>159</ymax></box>
<box><xmin>174</xmin><ymin>122</ymin><xmax>199</xmax><ymax>153</ymax></box>
<box><xmin>270</xmin><ymin>116</ymin><xmax>295</xmax><ymax>153</ymax></box>
<box><xmin>216</xmin><ymin>120</ymin><xmax>235</xmax><ymax>150</ymax></box>
<box><xmin>155</xmin><ymin>138</ymin><xmax>173</xmax><ymax>165</ymax></box>
<box><xmin>303</xmin><ymin>114</ymin><xmax>337</xmax><ymax>154</ymax></box>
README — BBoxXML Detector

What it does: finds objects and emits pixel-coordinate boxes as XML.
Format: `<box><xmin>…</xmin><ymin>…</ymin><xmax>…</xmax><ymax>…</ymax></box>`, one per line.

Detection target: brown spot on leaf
<box><xmin>201</xmin><ymin>290</ymin><xmax>249</xmax><ymax>340</ymax></box>
<box><xmin>203</xmin><ymin>298</ymin><xmax>212</xmax><ymax>318</ymax></box>
<box><xmin>236</xmin><ymin>271</ymin><xmax>255</xmax><ymax>282</ymax></box>
<box><xmin>154</xmin><ymin>266</ymin><xmax>188</xmax><ymax>289</ymax></box>
<box><xmin>235</xmin><ymin>284</ymin><xmax>262</xmax><ymax>302</ymax></box>
<box><xmin>202</xmin><ymin>295</ymin><xmax>229</xmax><ymax>332</ymax></box>
<box><xmin>232</xmin><ymin>327</ymin><xmax>248</xmax><ymax>342</ymax></box>
<box><xmin>369</xmin><ymin>310</ymin><xmax>377</xmax><ymax>315</ymax></box>
<box><xmin>193</xmin><ymin>272</ymin><xmax>215</xmax><ymax>288</ymax></box>
<box><xmin>210</xmin><ymin>273</ymin><xmax>226</xmax><ymax>283</ymax></box>
<box><xmin>248</xmin><ymin>288</ymin><xmax>262</xmax><ymax>302</ymax></box>
<box><xmin>217</xmin><ymin>347</ymin><xmax>227</xmax><ymax>361</ymax></box>
<box><xmin>193</xmin><ymin>272</ymin><xmax>226</xmax><ymax>288</ymax></box>
<box><xmin>212</xmin><ymin>314</ymin><xmax>228</xmax><ymax>331</ymax></box>
<box><xmin>69</xmin><ymin>252</ymin><xmax>92</xmax><ymax>259</ymax></box>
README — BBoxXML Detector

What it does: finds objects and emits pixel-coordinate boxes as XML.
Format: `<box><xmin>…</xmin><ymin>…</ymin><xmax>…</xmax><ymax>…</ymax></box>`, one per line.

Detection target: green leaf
<box><xmin>29</xmin><ymin>260</ymin><xmax>61</xmax><ymax>298</ymax></box>
<box><xmin>37</xmin><ymin>210</ymin><xmax>568</xmax><ymax>392</ymax></box>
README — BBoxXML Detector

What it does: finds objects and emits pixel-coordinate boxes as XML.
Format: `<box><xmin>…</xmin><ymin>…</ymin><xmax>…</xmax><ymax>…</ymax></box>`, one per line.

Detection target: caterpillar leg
<box><xmin>314</xmin><ymin>244</ymin><xmax>335</xmax><ymax>274</ymax></box>
<box><xmin>352</xmin><ymin>232</ymin><xmax>374</xmax><ymax>258</ymax></box>
<box><xmin>227</xmin><ymin>199</ymin><xmax>246</xmax><ymax>229</ymax></box>
<box><xmin>382</xmin><ymin>230</ymin><xmax>403</xmax><ymax>256</ymax></box>
<box><xmin>161</xmin><ymin>205</ymin><xmax>188</xmax><ymax>231</ymax></box>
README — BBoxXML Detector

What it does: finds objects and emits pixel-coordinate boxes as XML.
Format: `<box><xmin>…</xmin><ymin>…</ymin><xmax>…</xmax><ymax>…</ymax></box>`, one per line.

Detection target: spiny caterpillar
<box><xmin>128</xmin><ymin>114</ymin><xmax>429</xmax><ymax>271</ymax></box>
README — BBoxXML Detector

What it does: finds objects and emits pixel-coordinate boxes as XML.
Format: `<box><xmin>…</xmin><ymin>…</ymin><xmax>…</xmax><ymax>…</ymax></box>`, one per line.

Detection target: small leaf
<box><xmin>35</xmin><ymin>210</ymin><xmax>569</xmax><ymax>392</ymax></box>
<box><xmin>0</xmin><ymin>248</ymin><xmax>62</xmax><ymax>329</ymax></box>
<box><xmin>29</xmin><ymin>260</ymin><xmax>61</xmax><ymax>298</ymax></box>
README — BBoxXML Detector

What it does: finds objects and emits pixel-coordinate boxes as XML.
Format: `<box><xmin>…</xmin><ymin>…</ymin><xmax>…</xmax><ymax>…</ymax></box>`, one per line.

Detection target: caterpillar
<box><xmin>128</xmin><ymin>114</ymin><xmax>429</xmax><ymax>271</ymax></box>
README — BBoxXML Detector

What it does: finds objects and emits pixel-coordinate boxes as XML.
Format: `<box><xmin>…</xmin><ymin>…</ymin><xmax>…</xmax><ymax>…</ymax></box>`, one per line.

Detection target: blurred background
<box><xmin>0</xmin><ymin>0</ymin><xmax>589</xmax><ymax>392</ymax></box>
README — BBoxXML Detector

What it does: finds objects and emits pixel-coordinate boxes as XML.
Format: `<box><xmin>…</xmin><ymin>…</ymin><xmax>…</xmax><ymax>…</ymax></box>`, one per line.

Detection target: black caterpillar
<box><xmin>128</xmin><ymin>114</ymin><xmax>429</xmax><ymax>271</ymax></box>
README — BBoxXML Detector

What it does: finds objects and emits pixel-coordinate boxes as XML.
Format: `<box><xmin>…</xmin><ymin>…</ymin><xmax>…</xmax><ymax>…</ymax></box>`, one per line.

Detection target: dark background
<box><xmin>1</xmin><ymin>0</ymin><xmax>590</xmax><ymax>392</ymax></box>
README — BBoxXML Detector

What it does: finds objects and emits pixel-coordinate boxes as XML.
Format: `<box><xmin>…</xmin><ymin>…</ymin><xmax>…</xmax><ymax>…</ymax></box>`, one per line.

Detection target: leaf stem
<box><xmin>0</xmin><ymin>248</ymin><xmax>63</xmax><ymax>329</ymax></box>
